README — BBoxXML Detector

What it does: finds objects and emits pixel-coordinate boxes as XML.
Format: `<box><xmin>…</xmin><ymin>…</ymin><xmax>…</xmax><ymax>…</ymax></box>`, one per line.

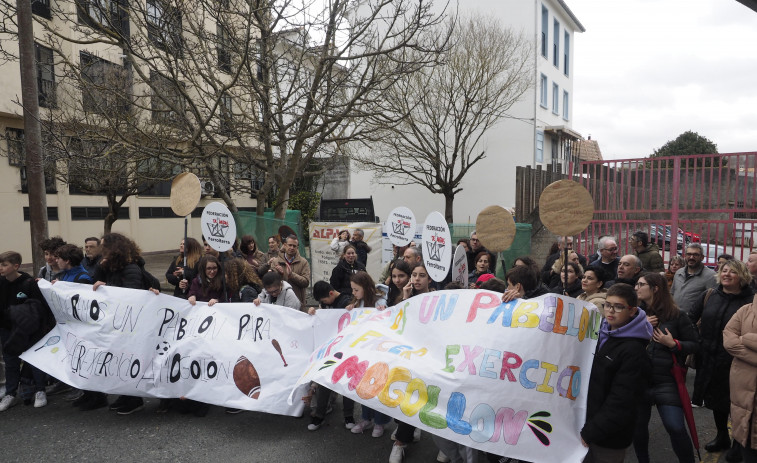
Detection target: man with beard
<box><xmin>671</xmin><ymin>243</ymin><xmax>716</xmax><ymax>312</ymax></box>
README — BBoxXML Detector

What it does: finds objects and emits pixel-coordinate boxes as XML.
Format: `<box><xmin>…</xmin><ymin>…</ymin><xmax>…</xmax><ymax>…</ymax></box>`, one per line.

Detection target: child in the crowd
<box><xmin>580</xmin><ymin>283</ymin><xmax>653</xmax><ymax>463</ymax></box>
<box><xmin>387</xmin><ymin>259</ymin><xmax>412</xmax><ymax>306</ymax></box>
<box><xmin>345</xmin><ymin>272</ymin><xmax>390</xmax><ymax>438</ymax></box>
<box><xmin>253</xmin><ymin>271</ymin><xmax>301</xmax><ymax>311</ymax></box>
<box><xmin>188</xmin><ymin>255</ymin><xmax>230</xmax><ymax>306</ymax></box>
<box><xmin>309</xmin><ymin>281</ymin><xmax>353</xmax><ymax>314</ymax></box>
<box><xmin>401</xmin><ymin>263</ymin><xmax>432</xmax><ymax>300</ymax></box>
<box><xmin>307</xmin><ymin>280</ymin><xmax>355</xmax><ymax>432</ymax></box>
<box><xmin>329</xmin><ymin>230</ymin><xmax>351</xmax><ymax>257</ymax></box>
<box><xmin>52</xmin><ymin>244</ymin><xmax>94</xmax><ymax>284</ymax></box>
<box><xmin>37</xmin><ymin>236</ymin><xmax>66</xmax><ymax>282</ymax></box>
<box><xmin>0</xmin><ymin>251</ymin><xmax>55</xmax><ymax>411</ymax></box>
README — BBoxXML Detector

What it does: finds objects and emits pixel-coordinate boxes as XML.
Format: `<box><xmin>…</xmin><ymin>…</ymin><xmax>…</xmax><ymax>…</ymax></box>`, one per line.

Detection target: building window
<box><xmin>539</xmin><ymin>74</ymin><xmax>548</xmax><ymax>108</ymax></box>
<box><xmin>552</xmin><ymin>83</ymin><xmax>559</xmax><ymax>115</ymax></box>
<box><xmin>76</xmin><ymin>0</ymin><xmax>127</xmax><ymax>35</ymax></box>
<box><xmin>4</xmin><ymin>128</ymin><xmax>57</xmax><ymax>193</ymax></box>
<box><xmin>150</xmin><ymin>71</ymin><xmax>185</xmax><ymax>125</ymax></box>
<box><xmin>32</xmin><ymin>0</ymin><xmax>51</xmax><ymax>19</ymax></box>
<box><xmin>220</xmin><ymin>92</ymin><xmax>234</xmax><ymax>135</ymax></box>
<box><xmin>35</xmin><ymin>43</ymin><xmax>56</xmax><ymax>108</ymax></box>
<box><xmin>564</xmin><ymin>31</ymin><xmax>570</xmax><ymax>76</ymax></box>
<box><xmin>217</xmin><ymin>22</ymin><xmax>231</xmax><ymax>73</ymax></box>
<box><xmin>563</xmin><ymin>90</ymin><xmax>569</xmax><ymax>120</ymax></box>
<box><xmin>553</xmin><ymin>19</ymin><xmax>559</xmax><ymax>68</ymax></box>
<box><xmin>80</xmin><ymin>52</ymin><xmax>129</xmax><ymax>115</ymax></box>
<box><xmin>536</xmin><ymin>130</ymin><xmax>544</xmax><ymax>163</ymax></box>
<box><xmin>541</xmin><ymin>5</ymin><xmax>548</xmax><ymax>58</ymax></box>
<box><xmin>136</xmin><ymin>158</ymin><xmax>181</xmax><ymax>196</ymax></box>
<box><xmin>139</xmin><ymin>207</ymin><xmax>180</xmax><ymax>218</ymax></box>
<box><xmin>71</xmin><ymin>207</ymin><xmax>129</xmax><ymax>221</ymax></box>
<box><xmin>24</xmin><ymin>207</ymin><xmax>58</xmax><ymax>221</ymax></box>
<box><xmin>147</xmin><ymin>0</ymin><xmax>183</xmax><ymax>55</ymax></box>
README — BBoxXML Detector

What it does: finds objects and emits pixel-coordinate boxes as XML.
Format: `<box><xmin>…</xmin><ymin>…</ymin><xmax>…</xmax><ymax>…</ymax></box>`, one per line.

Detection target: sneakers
<box><xmin>308</xmin><ymin>416</ymin><xmax>324</xmax><ymax>431</ymax></box>
<box><xmin>436</xmin><ymin>450</ymin><xmax>451</xmax><ymax>462</ymax></box>
<box><xmin>64</xmin><ymin>389</ymin><xmax>84</xmax><ymax>401</ymax></box>
<box><xmin>344</xmin><ymin>416</ymin><xmax>356</xmax><ymax>430</ymax></box>
<box><xmin>78</xmin><ymin>393</ymin><xmax>108</xmax><ymax>411</ymax></box>
<box><xmin>351</xmin><ymin>419</ymin><xmax>373</xmax><ymax>434</ymax></box>
<box><xmin>45</xmin><ymin>382</ymin><xmax>72</xmax><ymax>396</ymax></box>
<box><xmin>34</xmin><ymin>391</ymin><xmax>47</xmax><ymax>408</ymax></box>
<box><xmin>116</xmin><ymin>397</ymin><xmax>144</xmax><ymax>415</ymax></box>
<box><xmin>109</xmin><ymin>395</ymin><xmax>130</xmax><ymax>411</ymax></box>
<box><xmin>0</xmin><ymin>394</ymin><xmax>17</xmax><ymax>411</ymax></box>
<box><xmin>389</xmin><ymin>443</ymin><xmax>406</xmax><ymax>463</ymax></box>
<box><xmin>372</xmin><ymin>424</ymin><xmax>385</xmax><ymax>438</ymax></box>
<box><xmin>391</xmin><ymin>427</ymin><xmax>421</xmax><ymax>442</ymax></box>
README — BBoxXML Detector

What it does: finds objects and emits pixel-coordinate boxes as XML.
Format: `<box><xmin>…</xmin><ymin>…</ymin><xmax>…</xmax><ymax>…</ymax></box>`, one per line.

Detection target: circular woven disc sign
<box><xmin>170</xmin><ymin>173</ymin><xmax>202</xmax><ymax>217</ymax></box>
<box><xmin>538</xmin><ymin>180</ymin><xmax>594</xmax><ymax>237</ymax></box>
<box><xmin>475</xmin><ymin>205</ymin><xmax>516</xmax><ymax>252</ymax></box>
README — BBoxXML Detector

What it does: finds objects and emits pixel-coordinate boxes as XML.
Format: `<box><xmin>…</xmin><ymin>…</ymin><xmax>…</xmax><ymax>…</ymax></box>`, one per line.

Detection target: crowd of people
<box><xmin>2</xmin><ymin>227</ymin><xmax>757</xmax><ymax>463</ymax></box>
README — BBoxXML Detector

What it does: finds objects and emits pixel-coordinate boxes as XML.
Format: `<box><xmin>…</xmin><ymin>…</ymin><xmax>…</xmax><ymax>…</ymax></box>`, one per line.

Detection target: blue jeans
<box><xmin>360</xmin><ymin>405</ymin><xmax>391</xmax><ymax>425</ymax></box>
<box><xmin>0</xmin><ymin>329</ymin><xmax>47</xmax><ymax>396</ymax></box>
<box><xmin>634</xmin><ymin>403</ymin><xmax>695</xmax><ymax>463</ymax></box>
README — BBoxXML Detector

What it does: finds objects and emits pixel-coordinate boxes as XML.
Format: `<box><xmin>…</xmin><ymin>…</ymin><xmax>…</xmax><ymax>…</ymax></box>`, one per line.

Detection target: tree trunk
<box><xmin>444</xmin><ymin>193</ymin><xmax>454</xmax><ymax>223</ymax></box>
<box><xmin>17</xmin><ymin>0</ymin><xmax>49</xmax><ymax>269</ymax></box>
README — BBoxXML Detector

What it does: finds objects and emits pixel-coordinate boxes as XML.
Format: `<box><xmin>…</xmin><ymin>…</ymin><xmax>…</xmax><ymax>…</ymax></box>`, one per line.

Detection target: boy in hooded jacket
<box><xmin>581</xmin><ymin>283</ymin><xmax>654</xmax><ymax>462</ymax></box>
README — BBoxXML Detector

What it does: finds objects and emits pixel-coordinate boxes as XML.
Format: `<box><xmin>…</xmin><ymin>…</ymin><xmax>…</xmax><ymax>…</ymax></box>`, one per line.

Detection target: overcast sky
<box><xmin>567</xmin><ymin>0</ymin><xmax>757</xmax><ymax>159</ymax></box>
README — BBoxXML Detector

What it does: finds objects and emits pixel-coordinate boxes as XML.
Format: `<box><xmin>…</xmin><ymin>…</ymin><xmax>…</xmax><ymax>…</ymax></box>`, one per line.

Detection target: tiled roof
<box><xmin>576</xmin><ymin>139</ymin><xmax>603</xmax><ymax>161</ymax></box>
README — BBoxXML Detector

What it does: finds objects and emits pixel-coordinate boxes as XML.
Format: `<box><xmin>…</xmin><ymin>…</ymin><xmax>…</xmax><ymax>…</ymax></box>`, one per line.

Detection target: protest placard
<box><xmin>294</xmin><ymin>290</ymin><xmax>601</xmax><ymax>462</ymax></box>
<box><xmin>309</xmin><ymin>222</ymin><xmax>383</xmax><ymax>284</ymax></box>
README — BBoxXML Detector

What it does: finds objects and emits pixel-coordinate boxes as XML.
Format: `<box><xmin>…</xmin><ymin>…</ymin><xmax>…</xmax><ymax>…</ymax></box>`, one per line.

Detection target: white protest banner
<box><xmin>201</xmin><ymin>202</ymin><xmax>237</xmax><ymax>252</ymax></box>
<box><xmin>422</xmin><ymin>212</ymin><xmax>452</xmax><ymax>282</ymax></box>
<box><xmin>309</xmin><ymin>222</ymin><xmax>383</xmax><ymax>284</ymax></box>
<box><xmin>452</xmin><ymin>244</ymin><xmax>469</xmax><ymax>287</ymax></box>
<box><xmin>386</xmin><ymin>207</ymin><xmax>416</xmax><ymax>246</ymax></box>
<box><xmin>23</xmin><ymin>281</ymin><xmax>310</xmax><ymax>416</ymax></box>
<box><xmin>294</xmin><ymin>291</ymin><xmax>601</xmax><ymax>462</ymax></box>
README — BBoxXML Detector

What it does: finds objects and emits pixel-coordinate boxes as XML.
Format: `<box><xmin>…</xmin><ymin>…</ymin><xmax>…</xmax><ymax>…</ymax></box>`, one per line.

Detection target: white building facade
<box><xmin>349</xmin><ymin>0</ymin><xmax>585</xmax><ymax>223</ymax></box>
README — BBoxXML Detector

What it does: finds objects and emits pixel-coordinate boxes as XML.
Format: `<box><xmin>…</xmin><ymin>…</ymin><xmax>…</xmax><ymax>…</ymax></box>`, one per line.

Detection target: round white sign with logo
<box><xmin>451</xmin><ymin>244</ymin><xmax>468</xmax><ymax>287</ymax></box>
<box><xmin>421</xmin><ymin>212</ymin><xmax>452</xmax><ymax>282</ymax></box>
<box><xmin>201</xmin><ymin>202</ymin><xmax>237</xmax><ymax>252</ymax></box>
<box><xmin>386</xmin><ymin>206</ymin><xmax>416</xmax><ymax>246</ymax></box>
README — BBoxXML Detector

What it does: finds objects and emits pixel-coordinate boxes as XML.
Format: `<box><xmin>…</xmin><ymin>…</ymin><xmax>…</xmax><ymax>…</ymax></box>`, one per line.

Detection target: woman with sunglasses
<box><xmin>632</xmin><ymin>273</ymin><xmax>700</xmax><ymax>463</ymax></box>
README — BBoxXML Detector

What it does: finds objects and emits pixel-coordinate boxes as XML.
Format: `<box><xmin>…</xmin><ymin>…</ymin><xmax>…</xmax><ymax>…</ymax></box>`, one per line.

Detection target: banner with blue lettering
<box><xmin>294</xmin><ymin>290</ymin><xmax>601</xmax><ymax>462</ymax></box>
<box><xmin>22</xmin><ymin>281</ymin><xmax>312</xmax><ymax>416</ymax></box>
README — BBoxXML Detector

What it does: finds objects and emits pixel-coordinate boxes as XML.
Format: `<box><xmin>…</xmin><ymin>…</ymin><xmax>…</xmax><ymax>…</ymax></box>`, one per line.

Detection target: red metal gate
<box><xmin>575</xmin><ymin>152</ymin><xmax>757</xmax><ymax>267</ymax></box>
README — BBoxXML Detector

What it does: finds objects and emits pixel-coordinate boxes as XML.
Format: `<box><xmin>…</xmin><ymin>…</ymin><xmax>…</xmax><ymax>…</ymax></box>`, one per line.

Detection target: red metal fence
<box><xmin>574</xmin><ymin>152</ymin><xmax>757</xmax><ymax>266</ymax></box>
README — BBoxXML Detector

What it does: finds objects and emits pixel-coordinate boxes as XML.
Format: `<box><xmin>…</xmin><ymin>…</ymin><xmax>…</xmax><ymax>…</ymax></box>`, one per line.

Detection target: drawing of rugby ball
<box><xmin>233</xmin><ymin>356</ymin><xmax>261</xmax><ymax>399</ymax></box>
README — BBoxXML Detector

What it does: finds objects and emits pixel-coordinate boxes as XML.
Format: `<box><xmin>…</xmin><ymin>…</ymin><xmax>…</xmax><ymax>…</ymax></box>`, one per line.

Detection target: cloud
<box><xmin>569</xmin><ymin>0</ymin><xmax>757</xmax><ymax>158</ymax></box>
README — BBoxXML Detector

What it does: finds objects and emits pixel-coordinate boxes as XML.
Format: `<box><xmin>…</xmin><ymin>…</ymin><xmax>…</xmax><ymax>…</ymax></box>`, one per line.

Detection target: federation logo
<box><xmin>391</xmin><ymin>219</ymin><xmax>411</xmax><ymax>236</ymax></box>
<box><xmin>425</xmin><ymin>233</ymin><xmax>446</xmax><ymax>261</ymax></box>
<box><xmin>206</xmin><ymin>218</ymin><xmax>229</xmax><ymax>238</ymax></box>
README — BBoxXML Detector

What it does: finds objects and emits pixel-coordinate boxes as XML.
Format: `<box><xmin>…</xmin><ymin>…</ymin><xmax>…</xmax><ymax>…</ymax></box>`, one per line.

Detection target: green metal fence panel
<box><xmin>234</xmin><ymin>210</ymin><xmax>305</xmax><ymax>258</ymax></box>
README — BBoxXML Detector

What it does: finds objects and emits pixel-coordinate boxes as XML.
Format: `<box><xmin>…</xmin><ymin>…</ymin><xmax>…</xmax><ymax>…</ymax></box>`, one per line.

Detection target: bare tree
<box><xmin>1</xmin><ymin>0</ymin><xmax>449</xmax><ymax>220</ymax></box>
<box><xmin>356</xmin><ymin>14</ymin><xmax>534</xmax><ymax>222</ymax></box>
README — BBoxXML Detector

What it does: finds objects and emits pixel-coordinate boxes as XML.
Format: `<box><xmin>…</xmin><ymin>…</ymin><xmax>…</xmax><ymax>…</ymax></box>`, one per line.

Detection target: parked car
<box><xmin>701</xmin><ymin>243</ymin><xmax>726</xmax><ymax>269</ymax></box>
<box><xmin>649</xmin><ymin>224</ymin><xmax>684</xmax><ymax>250</ymax></box>
<box><xmin>679</xmin><ymin>227</ymin><xmax>701</xmax><ymax>244</ymax></box>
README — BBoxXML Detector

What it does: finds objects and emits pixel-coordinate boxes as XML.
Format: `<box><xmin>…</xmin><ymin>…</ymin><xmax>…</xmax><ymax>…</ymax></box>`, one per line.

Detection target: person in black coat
<box><xmin>91</xmin><ymin>233</ymin><xmax>158</xmax><ymax>415</ymax></box>
<box><xmin>0</xmin><ymin>251</ymin><xmax>54</xmax><ymax>411</ymax></box>
<box><xmin>349</xmin><ymin>229</ymin><xmax>372</xmax><ymax>267</ymax></box>
<box><xmin>548</xmin><ymin>261</ymin><xmax>584</xmax><ymax>297</ymax></box>
<box><xmin>632</xmin><ymin>273</ymin><xmax>700</xmax><ymax>463</ymax></box>
<box><xmin>688</xmin><ymin>259</ymin><xmax>754</xmax><ymax>455</ymax></box>
<box><xmin>165</xmin><ymin>238</ymin><xmax>203</xmax><ymax>299</ymax></box>
<box><xmin>329</xmin><ymin>245</ymin><xmax>366</xmax><ymax>297</ymax></box>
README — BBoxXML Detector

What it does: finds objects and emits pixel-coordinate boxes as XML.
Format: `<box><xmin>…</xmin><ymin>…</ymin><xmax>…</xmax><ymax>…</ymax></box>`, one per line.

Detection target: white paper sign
<box><xmin>295</xmin><ymin>291</ymin><xmax>601</xmax><ymax>462</ymax></box>
<box><xmin>452</xmin><ymin>244</ymin><xmax>469</xmax><ymax>287</ymax></box>
<box><xmin>386</xmin><ymin>207</ymin><xmax>416</xmax><ymax>246</ymax></box>
<box><xmin>421</xmin><ymin>211</ymin><xmax>452</xmax><ymax>282</ymax></box>
<box><xmin>309</xmin><ymin>222</ymin><xmax>383</xmax><ymax>284</ymax></box>
<box><xmin>23</xmin><ymin>281</ymin><xmax>309</xmax><ymax>416</ymax></box>
<box><xmin>201</xmin><ymin>202</ymin><xmax>237</xmax><ymax>252</ymax></box>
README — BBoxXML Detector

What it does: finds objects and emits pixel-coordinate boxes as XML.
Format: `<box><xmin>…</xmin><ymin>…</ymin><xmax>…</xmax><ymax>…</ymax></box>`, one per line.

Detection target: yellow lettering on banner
<box><xmin>512</xmin><ymin>302</ymin><xmax>540</xmax><ymax>328</ymax></box>
<box><xmin>350</xmin><ymin>330</ymin><xmax>382</xmax><ymax>347</ymax></box>
<box><xmin>536</xmin><ymin>361</ymin><xmax>558</xmax><ymax>394</ymax></box>
<box><xmin>378</xmin><ymin>367</ymin><xmax>411</xmax><ymax>407</ymax></box>
<box><xmin>400</xmin><ymin>378</ymin><xmax>428</xmax><ymax>416</ymax></box>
